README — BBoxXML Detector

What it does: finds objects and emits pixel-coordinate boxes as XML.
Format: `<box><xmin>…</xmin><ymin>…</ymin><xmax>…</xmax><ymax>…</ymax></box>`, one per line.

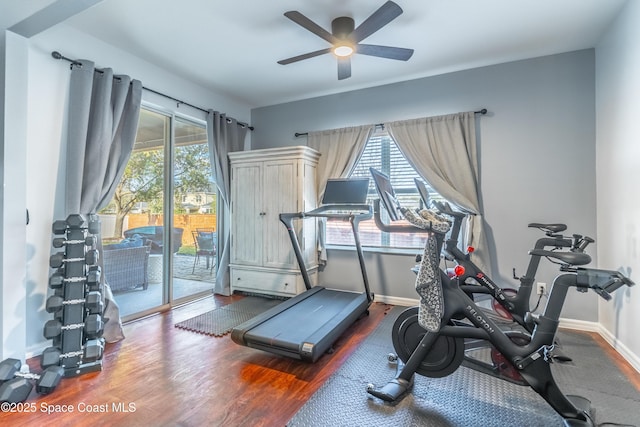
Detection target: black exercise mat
<box><xmin>288</xmin><ymin>306</ymin><xmax>640</xmax><ymax>427</ymax></box>
<box><xmin>174</xmin><ymin>296</ymin><xmax>282</xmax><ymax>337</ymax></box>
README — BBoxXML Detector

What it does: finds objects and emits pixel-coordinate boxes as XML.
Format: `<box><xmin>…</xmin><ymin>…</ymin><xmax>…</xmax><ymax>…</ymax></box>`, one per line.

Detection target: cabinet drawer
<box><xmin>230</xmin><ymin>267</ymin><xmax>316</xmax><ymax>297</ymax></box>
<box><xmin>231</xmin><ymin>268</ymin><xmax>297</xmax><ymax>296</ymax></box>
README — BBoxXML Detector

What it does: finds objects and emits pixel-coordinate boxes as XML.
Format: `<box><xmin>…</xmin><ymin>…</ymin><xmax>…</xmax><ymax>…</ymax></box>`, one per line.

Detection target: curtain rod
<box><xmin>293</xmin><ymin>109</ymin><xmax>488</xmax><ymax>138</ymax></box>
<box><xmin>51</xmin><ymin>51</ymin><xmax>254</xmax><ymax>131</ymax></box>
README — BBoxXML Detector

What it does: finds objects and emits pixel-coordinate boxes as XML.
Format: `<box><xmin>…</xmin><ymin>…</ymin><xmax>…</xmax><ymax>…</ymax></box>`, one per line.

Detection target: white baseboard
<box><xmin>558</xmin><ymin>317</ymin><xmax>601</xmax><ymax>333</ymax></box>
<box><xmin>597</xmin><ymin>326</ymin><xmax>640</xmax><ymax>374</ymax></box>
<box><xmin>374</xmin><ymin>294</ymin><xmax>418</xmax><ymax>306</ymax></box>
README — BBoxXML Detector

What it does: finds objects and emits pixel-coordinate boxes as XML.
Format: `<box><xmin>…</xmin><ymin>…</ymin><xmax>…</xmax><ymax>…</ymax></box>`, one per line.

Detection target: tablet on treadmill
<box><xmin>321</xmin><ymin>178</ymin><xmax>370</xmax><ymax>205</ymax></box>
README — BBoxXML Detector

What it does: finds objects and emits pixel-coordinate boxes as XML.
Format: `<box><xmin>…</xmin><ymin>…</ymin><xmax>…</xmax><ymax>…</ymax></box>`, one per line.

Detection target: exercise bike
<box><xmin>435</xmin><ymin>201</ymin><xmax>593</xmax><ymax>328</ymax></box>
<box><xmin>415</xmin><ymin>177</ymin><xmax>594</xmax><ymax>329</ymax></box>
<box><xmin>365</xmin><ymin>195</ymin><xmax>634</xmax><ymax>426</ymax></box>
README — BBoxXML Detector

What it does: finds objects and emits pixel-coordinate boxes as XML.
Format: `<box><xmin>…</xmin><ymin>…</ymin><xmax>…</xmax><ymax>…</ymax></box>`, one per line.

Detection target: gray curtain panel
<box><xmin>65</xmin><ymin>60</ymin><xmax>142</xmax><ymax>214</ymax></box>
<box><xmin>387</xmin><ymin>112</ymin><xmax>491</xmax><ymax>275</ymax></box>
<box><xmin>65</xmin><ymin>59</ymin><xmax>142</xmax><ymax>342</ymax></box>
<box><xmin>206</xmin><ymin>111</ymin><xmax>248</xmax><ymax>295</ymax></box>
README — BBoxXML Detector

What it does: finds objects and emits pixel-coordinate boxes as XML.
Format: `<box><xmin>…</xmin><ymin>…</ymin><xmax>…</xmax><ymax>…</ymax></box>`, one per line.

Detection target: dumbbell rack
<box><xmin>43</xmin><ymin>214</ymin><xmax>105</xmax><ymax>377</ymax></box>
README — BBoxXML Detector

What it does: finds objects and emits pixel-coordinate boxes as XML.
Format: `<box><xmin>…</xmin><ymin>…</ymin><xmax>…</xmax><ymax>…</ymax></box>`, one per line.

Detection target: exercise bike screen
<box><xmin>369</xmin><ymin>167</ymin><xmax>402</xmax><ymax>221</ymax></box>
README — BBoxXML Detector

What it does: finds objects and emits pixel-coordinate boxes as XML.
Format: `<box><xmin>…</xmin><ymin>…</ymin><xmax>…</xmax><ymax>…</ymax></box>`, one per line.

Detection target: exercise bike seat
<box><xmin>528</xmin><ymin>223</ymin><xmax>567</xmax><ymax>234</ymax></box>
<box><xmin>528</xmin><ymin>249</ymin><xmax>591</xmax><ymax>266</ymax></box>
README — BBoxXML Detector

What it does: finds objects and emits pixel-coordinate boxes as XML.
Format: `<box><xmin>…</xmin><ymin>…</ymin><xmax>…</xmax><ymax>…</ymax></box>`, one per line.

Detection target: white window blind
<box><xmin>326</xmin><ymin>131</ymin><xmax>443</xmax><ymax>249</ymax></box>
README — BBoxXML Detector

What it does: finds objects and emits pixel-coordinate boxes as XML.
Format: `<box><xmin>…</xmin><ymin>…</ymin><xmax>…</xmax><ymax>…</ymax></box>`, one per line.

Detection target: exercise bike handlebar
<box><xmin>560</xmin><ymin>265</ymin><xmax>635</xmax><ymax>300</ymax></box>
<box><xmin>372</xmin><ymin>199</ymin><xmax>433</xmax><ymax>234</ymax></box>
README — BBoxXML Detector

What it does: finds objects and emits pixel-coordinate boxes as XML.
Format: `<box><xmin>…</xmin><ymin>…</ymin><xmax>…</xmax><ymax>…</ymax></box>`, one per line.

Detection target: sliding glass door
<box><xmin>99</xmin><ymin>107</ymin><xmax>216</xmax><ymax>319</ymax></box>
<box><xmin>172</xmin><ymin>117</ymin><xmax>216</xmax><ymax>300</ymax></box>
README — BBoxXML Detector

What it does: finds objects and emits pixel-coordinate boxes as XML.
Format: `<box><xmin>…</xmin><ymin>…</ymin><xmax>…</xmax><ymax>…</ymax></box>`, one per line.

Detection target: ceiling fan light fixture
<box><xmin>279</xmin><ymin>2</ymin><xmax>412</xmax><ymax>79</ymax></box>
<box><xmin>333</xmin><ymin>43</ymin><xmax>354</xmax><ymax>57</ymax></box>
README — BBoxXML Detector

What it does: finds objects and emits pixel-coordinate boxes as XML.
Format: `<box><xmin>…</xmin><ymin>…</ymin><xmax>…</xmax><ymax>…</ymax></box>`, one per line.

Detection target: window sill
<box><xmin>325</xmin><ymin>244</ymin><xmax>419</xmax><ymax>256</ymax></box>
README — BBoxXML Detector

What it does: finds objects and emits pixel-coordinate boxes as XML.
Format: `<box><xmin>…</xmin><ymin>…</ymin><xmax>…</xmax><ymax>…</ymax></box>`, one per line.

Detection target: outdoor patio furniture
<box><xmin>123</xmin><ymin>226</ymin><xmax>184</xmax><ymax>254</ymax></box>
<box><xmin>103</xmin><ymin>243</ymin><xmax>151</xmax><ymax>292</ymax></box>
<box><xmin>192</xmin><ymin>230</ymin><xmax>216</xmax><ymax>274</ymax></box>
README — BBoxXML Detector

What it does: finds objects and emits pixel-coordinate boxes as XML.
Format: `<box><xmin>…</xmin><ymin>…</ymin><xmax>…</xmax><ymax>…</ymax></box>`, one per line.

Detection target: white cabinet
<box><xmin>229</xmin><ymin>146</ymin><xmax>320</xmax><ymax>297</ymax></box>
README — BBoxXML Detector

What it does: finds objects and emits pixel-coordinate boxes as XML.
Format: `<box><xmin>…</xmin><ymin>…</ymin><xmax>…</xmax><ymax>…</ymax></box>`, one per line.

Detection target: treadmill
<box><xmin>231</xmin><ymin>178</ymin><xmax>374</xmax><ymax>362</ymax></box>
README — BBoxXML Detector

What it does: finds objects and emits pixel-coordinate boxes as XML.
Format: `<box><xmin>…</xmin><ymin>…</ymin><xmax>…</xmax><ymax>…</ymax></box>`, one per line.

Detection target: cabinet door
<box><xmin>230</xmin><ymin>163</ymin><xmax>262</xmax><ymax>266</ymax></box>
<box><xmin>262</xmin><ymin>160</ymin><xmax>297</xmax><ymax>269</ymax></box>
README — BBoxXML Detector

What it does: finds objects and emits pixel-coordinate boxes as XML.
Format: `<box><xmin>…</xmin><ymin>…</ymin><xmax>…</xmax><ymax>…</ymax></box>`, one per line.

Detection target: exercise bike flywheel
<box><xmin>392</xmin><ymin>307</ymin><xmax>464</xmax><ymax>378</ymax></box>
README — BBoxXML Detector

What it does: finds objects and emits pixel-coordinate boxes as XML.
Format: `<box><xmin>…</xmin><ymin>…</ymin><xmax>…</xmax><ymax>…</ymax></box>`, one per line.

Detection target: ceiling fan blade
<box><xmin>337</xmin><ymin>57</ymin><xmax>351</xmax><ymax>80</ymax></box>
<box><xmin>356</xmin><ymin>44</ymin><xmax>414</xmax><ymax>61</ymax></box>
<box><xmin>284</xmin><ymin>11</ymin><xmax>338</xmax><ymax>45</ymax></box>
<box><xmin>350</xmin><ymin>1</ymin><xmax>403</xmax><ymax>43</ymax></box>
<box><xmin>278</xmin><ymin>48</ymin><xmax>332</xmax><ymax>65</ymax></box>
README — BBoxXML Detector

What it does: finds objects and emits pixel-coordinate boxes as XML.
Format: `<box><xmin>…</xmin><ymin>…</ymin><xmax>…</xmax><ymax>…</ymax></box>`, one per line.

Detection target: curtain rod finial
<box><xmin>51</xmin><ymin>51</ymin><xmax>62</xmax><ymax>60</ymax></box>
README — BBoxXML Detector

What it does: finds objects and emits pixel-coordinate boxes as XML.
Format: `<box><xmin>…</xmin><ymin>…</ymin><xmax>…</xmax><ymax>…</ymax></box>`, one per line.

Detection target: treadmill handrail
<box><xmin>279</xmin><ymin>204</ymin><xmax>374</xmax><ymax>302</ymax></box>
<box><xmin>280</xmin><ymin>204</ymin><xmax>372</xmax><ymax>221</ymax></box>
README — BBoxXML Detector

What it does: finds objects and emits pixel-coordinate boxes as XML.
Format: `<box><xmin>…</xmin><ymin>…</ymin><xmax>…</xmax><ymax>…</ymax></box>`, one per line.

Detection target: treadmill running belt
<box><xmin>240</xmin><ymin>289</ymin><xmax>369</xmax><ymax>361</ymax></box>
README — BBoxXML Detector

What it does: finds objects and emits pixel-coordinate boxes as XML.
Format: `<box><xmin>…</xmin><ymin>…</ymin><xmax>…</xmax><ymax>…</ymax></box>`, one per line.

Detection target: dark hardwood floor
<box><xmin>0</xmin><ymin>295</ymin><xmax>393</xmax><ymax>427</ymax></box>
<box><xmin>2</xmin><ymin>295</ymin><xmax>639</xmax><ymax>427</ymax></box>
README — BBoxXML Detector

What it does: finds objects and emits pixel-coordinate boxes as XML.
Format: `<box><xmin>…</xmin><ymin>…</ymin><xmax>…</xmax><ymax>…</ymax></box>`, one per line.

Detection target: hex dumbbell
<box><xmin>45</xmin><ymin>291</ymin><xmax>103</xmax><ymax>315</ymax></box>
<box><xmin>40</xmin><ymin>339</ymin><xmax>104</xmax><ymax>368</ymax></box>
<box><xmin>87</xmin><ymin>266</ymin><xmax>102</xmax><ymax>291</ymax></box>
<box><xmin>0</xmin><ymin>358</ymin><xmax>63</xmax><ymax>402</ymax></box>
<box><xmin>52</xmin><ymin>235</ymin><xmax>96</xmax><ymax>248</ymax></box>
<box><xmin>49</xmin><ymin>249</ymin><xmax>99</xmax><ymax>268</ymax></box>
<box><xmin>52</xmin><ymin>220</ymin><xmax>69</xmax><ymax>235</ymax></box>
<box><xmin>88</xmin><ymin>215</ymin><xmax>101</xmax><ymax>235</ymax></box>
<box><xmin>43</xmin><ymin>314</ymin><xmax>104</xmax><ymax>340</ymax></box>
<box><xmin>48</xmin><ymin>266</ymin><xmax>101</xmax><ymax>291</ymax></box>
<box><xmin>65</xmin><ymin>214</ymin><xmax>86</xmax><ymax>229</ymax></box>
<box><xmin>52</xmin><ymin>214</ymin><xmax>95</xmax><ymax>235</ymax></box>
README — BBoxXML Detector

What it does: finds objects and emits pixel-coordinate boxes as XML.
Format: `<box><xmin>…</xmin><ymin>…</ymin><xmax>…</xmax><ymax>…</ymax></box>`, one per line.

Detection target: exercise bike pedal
<box><xmin>552</xmin><ymin>352</ymin><xmax>573</xmax><ymax>363</ymax></box>
<box><xmin>367</xmin><ymin>357</ymin><xmax>415</xmax><ymax>403</ymax></box>
<box><xmin>366</xmin><ymin>375</ymin><xmax>415</xmax><ymax>403</ymax></box>
<box><xmin>562</xmin><ymin>395</ymin><xmax>595</xmax><ymax>427</ymax></box>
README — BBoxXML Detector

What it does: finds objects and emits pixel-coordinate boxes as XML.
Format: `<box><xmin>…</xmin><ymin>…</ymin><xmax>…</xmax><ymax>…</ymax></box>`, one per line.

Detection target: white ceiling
<box><xmin>8</xmin><ymin>0</ymin><xmax>629</xmax><ymax>108</ymax></box>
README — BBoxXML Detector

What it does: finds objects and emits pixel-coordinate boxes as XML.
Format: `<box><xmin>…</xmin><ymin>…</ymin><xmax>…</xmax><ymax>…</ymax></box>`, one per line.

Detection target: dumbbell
<box><xmin>40</xmin><ymin>339</ymin><xmax>104</xmax><ymax>368</ymax></box>
<box><xmin>51</xmin><ymin>214</ymin><xmax>86</xmax><ymax>235</ymax></box>
<box><xmin>0</xmin><ymin>358</ymin><xmax>64</xmax><ymax>402</ymax></box>
<box><xmin>45</xmin><ymin>291</ymin><xmax>103</xmax><ymax>315</ymax></box>
<box><xmin>52</xmin><ymin>235</ymin><xmax>96</xmax><ymax>248</ymax></box>
<box><xmin>48</xmin><ymin>266</ymin><xmax>101</xmax><ymax>291</ymax></box>
<box><xmin>43</xmin><ymin>314</ymin><xmax>104</xmax><ymax>340</ymax></box>
<box><xmin>87</xmin><ymin>266</ymin><xmax>102</xmax><ymax>291</ymax></box>
<box><xmin>87</xmin><ymin>215</ymin><xmax>101</xmax><ymax>235</ymax></box>
<box><xmin>49</xmin><ymin>249</ymin><xmax>99</xmax><ymax>268</ymax></box>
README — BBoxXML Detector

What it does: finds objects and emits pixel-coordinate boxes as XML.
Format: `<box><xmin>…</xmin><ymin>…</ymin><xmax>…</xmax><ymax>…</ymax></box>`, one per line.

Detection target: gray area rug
<box><xmin>174</xmin><ymin>296</ymin><xmax>282</xmax><ymax>336</ymax></box>
<box><xmin>288</xmin><ymin>306</ymin><xmax>640</xmax><ymax>427</ymax></box>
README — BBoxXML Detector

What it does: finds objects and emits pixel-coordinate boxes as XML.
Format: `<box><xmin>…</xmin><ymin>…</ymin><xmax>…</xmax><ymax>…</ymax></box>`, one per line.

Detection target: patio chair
<box><xmin>192</xmin><ymin>230</ymin><xmax>216</xmax><ymax>274</ymax></box>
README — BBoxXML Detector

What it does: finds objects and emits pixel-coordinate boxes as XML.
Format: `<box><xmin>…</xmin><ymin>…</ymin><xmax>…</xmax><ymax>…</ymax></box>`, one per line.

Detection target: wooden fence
<box><xmin>125</xmin><ymin>214</ymin><xmax>217</xmax><ymax>247</ymax></box>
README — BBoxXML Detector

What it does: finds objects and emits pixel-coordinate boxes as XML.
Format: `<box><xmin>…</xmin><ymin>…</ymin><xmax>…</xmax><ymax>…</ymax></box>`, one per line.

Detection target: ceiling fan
<box><xmin>277</xmin><ymin>1</ymin><xmax>414</xmax><ymax>80</ymax></box>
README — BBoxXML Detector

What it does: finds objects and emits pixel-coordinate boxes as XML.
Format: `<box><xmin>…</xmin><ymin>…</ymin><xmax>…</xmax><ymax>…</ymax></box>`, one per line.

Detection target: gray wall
<box><xmin>252</xmin><ymin>49</ymin><xmax>598</xmax><ymax>321</ymax></box>
<box><xmin>595</xmin><ymin>0</ymin><xmax>640</xmax><ymax>369</ymax></box>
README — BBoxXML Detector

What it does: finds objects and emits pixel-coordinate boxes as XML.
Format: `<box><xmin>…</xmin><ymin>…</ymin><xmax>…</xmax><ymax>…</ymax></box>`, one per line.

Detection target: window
<box><xmin>325</xmin><ymin>130</ymin><xmax>443</xmax><ymax>250</ymax></box>
<box><xmin>98</xmin><ymin>106</ymin><xmax>216</xmax><ymax>319</ymax></box>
